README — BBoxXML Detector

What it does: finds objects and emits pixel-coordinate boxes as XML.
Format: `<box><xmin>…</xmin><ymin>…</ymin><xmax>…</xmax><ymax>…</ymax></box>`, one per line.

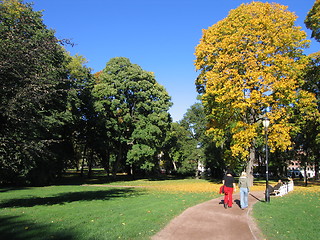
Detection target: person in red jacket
<box><xmin>222</xmin><ymin>170</ymin><xmax>236</xmax><ymax>208</ymax></box>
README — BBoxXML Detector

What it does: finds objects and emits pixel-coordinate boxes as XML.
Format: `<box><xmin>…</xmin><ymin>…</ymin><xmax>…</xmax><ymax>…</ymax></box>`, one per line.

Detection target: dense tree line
<box><xmin>1</xmin><ymin>0</ymin><xmax>319</xmax><ymax>186</ymax></box>
<box><xmin>0</xmin><ymin>0</ymin><xmax>74</xmax><ymax>185</ymax></box>
<box><xmin>0</xmin><ymin>0</ymin><xmax>172</xmax><ymax>185</ymax></box>
<box><xmin>164</xmin><ymin>103</ymin><xmax>225</xmax><ymax>179</ymax></box>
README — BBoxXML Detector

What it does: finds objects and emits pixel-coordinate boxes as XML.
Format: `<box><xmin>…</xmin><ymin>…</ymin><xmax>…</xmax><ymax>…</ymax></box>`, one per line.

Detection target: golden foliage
<box><xmin>2</xmin><ymin>0</ymin><xmax>25</xmax><ymax>18</ymax></box>
<box><xmin>195</xmin><ymin>2</ymin><xmax>316</xmax><ymax>160</ymax></box>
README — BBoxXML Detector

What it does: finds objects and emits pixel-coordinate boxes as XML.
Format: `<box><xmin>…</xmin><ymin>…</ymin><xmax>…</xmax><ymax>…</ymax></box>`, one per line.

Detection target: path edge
<box><xmin>247</xmin><ymin>197</ymin><xmax>266</xmax><ymax>240</ymax></box>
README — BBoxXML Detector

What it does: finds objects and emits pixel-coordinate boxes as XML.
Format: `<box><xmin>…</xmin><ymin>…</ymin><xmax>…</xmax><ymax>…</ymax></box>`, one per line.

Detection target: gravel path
<box><xmin>152</xmin><ymin>191</ymin><xmax>265</xmax><ymax>240</ymax></box>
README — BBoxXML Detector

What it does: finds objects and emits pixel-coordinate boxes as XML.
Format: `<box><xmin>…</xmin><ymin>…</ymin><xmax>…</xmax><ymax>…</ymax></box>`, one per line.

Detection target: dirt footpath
<box><xmin>152</xmin><ymin>191</ymin><xmax>265</xmax><ymax>240</ymax></box>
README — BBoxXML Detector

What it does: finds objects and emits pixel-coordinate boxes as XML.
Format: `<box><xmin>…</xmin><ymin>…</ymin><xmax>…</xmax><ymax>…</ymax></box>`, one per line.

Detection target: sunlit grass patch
<box><xmin>0</xmin><ymin>184</ymin><xmax>216</xmax><ymax>240</ymax></box>
<box><xmin>2</xmin><ymin>178</ymin><xmax>319</xmax><ymax>239</ymax></box>
<box><xmin>253</xmin><ymin>190</ymin><xmax>320</xmax><ymax>240</ymax></box>
<box><xmin>293</xmin><ymin>180</ymin><xmax>320</xmax><ymax>193</ymax></box>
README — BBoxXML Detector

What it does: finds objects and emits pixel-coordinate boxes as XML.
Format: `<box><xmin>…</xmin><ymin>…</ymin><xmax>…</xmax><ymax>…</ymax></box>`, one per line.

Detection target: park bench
<box><xmin>273</xmin><ymin>180</ymin><xmax>294</xmax><ymax>197</ymax></box>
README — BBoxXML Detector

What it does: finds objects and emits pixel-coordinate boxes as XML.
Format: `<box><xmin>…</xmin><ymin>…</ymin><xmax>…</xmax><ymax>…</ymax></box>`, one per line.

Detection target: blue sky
<box><xmin>26</xmin><ymin>0</ymin><xmax>319</xmax><ymax>122</ymax></box>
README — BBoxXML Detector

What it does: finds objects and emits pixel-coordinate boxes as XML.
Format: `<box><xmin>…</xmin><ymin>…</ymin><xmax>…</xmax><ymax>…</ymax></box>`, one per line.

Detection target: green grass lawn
<box><xmin>0</xmin><ymin>184</ymin><xmax>215</xmax><ymax>240</ymax></box>
<box><xmin>2</xmin><ymin>177</ymin><xmax>319</xmax><ymax>240</ymax></box>
<box><xmin>253</xmin><ymin>191</ymin><xmax>320</xmax><ymax>240</ymax></box>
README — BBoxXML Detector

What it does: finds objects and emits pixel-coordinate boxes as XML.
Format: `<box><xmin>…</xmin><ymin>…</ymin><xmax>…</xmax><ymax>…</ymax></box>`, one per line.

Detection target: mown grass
<box><xmin>1</xmin><ymin>175</ymin><xmax>319</xmax><ymax>240</ymax></box>
<box><xmin>253</xmin><ymin>183</ymin><xmax>320</xmax><ymax>240</ymax></box>
<box><xmin>0</xmin><ymin>183</ymin><xmax>217</xmax><ymax>240</ymax></box>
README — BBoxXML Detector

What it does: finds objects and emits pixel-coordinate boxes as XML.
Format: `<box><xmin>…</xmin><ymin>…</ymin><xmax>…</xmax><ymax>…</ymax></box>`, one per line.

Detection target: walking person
<box><xmin>222</xmin><ymin>170</ymin><xmax>236</xmax><ymax>208</ymax></box>
<box><xmin>238</xmin><ymin>171</ymin><xmax>250</xmax><ymax>210</ymax></box>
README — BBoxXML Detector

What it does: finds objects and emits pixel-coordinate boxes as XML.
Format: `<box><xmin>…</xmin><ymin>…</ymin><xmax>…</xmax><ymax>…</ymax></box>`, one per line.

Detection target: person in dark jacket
<box><xmin>222</xmin><ymin>170</ymin><xmax>236</xmax><ymax>208</ymax></box>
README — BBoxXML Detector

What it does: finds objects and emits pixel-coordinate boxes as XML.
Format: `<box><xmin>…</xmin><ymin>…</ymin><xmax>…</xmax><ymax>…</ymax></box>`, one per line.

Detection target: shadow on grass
<box><xmin>54</xmin><ymin>169</ymin><xmax>201</xmax><ymax>185</ymax></box>
<box><xmin>292</xmin><ymin>179</ymin><xmax>320</xmax><ymax>187</ymax></box>
<box><xmin>0</xmin><ymin>188</ymin><xmax>142</xmax><ymax>208</ymax></box>
<box><xmin>0</xmin><ymin>187</ymin><xmax>29</xmax><ymax>193</ymax></box>
<box><xmin>0</xmin><ymin>216</ymin><xmax>75</xmax><ymax>240</ymax></box>
<box><xmin>54</xmin><ymin>170</ymin><xmax>149</xmax><ymax>185</ymax></box>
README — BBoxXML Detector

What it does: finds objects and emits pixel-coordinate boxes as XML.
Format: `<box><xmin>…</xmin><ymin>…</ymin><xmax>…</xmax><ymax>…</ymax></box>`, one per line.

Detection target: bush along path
<box><xmin>152</xmin><ymin>191</ymin><xmax>265</xmax><ymax>240</ymax></box>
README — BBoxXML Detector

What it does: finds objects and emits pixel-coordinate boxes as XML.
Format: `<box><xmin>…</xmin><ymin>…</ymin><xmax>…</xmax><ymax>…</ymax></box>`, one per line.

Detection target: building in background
<box><xmin>287</xmin><ymin>160</ymin><xmax>319</xmax><ymax>178</ymax></box>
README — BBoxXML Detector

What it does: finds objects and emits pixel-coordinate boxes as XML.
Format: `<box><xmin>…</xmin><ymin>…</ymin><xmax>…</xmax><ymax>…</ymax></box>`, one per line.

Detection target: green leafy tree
<box><xmin>0</xmin><ymin>0</ymin><xmax>72</xmax><ymax>185</ymax></box>
<box><xmin>92</xmin><ymin>57</ymin><xmax>172</xmax><ymax>177</ymax></box>
<box><xmin>183</xmin><ymin>104</ymin><xmax>228</xmax><ymax>178</ymax></box>
<box><xmin>64</xmin><ymin>54</ymin><xmax>98</xmax><ymax>177</ymax></box>
<box><xmin>195</xmin><ymin>2</ymin><xmax>318</xmax><ymax>183</ymax></box>
<box><xmin>305</xmin><ymin>0</ymin><xmax>320</xmax><ymax>42</ymax></box>
<box><xmin>179</xmin><ymin>103</ymin><xmax>206</xmax><ymax>176</ymax></box>
<box><xmin>295</xmin><ymin>0</ymin><xmax>320</xmax><ymax>182</ymax></box>
<box><xmin>162</xmin><ymin>122</ymin><xmax>180</xmax><ymax>173</ymax></box>
<box><xmin>294</xmin><ymin>52</ymin><xmax>320</xmax><ymax>182</ymax></box>
<box><xmin>162</xmin><ymin>121</ymin><xmax>195</xmax><ymax>175</ymax></box>
<box><xmin>162</xmin><ymin>103</ymin><xmax>218</xmax><ymax>177</ymax></box>
<box><xmin>180</xmin><ymin>103</ymin><xmax>206</xmax><ymax>143</ymax></box>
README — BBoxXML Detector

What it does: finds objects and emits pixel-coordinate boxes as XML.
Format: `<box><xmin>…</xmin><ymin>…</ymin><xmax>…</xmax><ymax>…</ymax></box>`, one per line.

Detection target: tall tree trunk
<box><xmin>304</xmin><ymin>163</ymin><xmax>308</xmax><ymax>187</ymax></box>
<box><xmin>106</xmin><ymin>151</ymin><xmax>110</xmax><ymax>176</ymax></box>
<box><xmin>87</xmin><ymin>148</ymin><xmax>94</xmax><ymax>178</ymax></box>
<box><xmin>195</xmin><ymin>169</ymin><xmax>200</xmax><ymax>179</ymax></box>
<box><xmin>129</xmin><ymin>164</ymin><xmax>136</xmax><ymax>180</ymax></box>
<box><xmin>258</xmin><ymin>153</ymin><xmax>262</xmax><ymax>177</ymax></box>
<box><xmin>112</xmin><ymin>145</ymin><xmax>123</xmax><ymax>178</ymax></box>
<box><xmin>100</xmin><ymin>150</ymin><xmax>110</xmax><ymax>176</ymax></box>
<box><xmin>80</xmin><ymin>144</ymin><xmax>87</xmax><ymax>177</ymax></box>
<box><xmin>246</xmin><ymin>146</ymin><xmax>255</xmax><ymax>186</ymax></box>
<box><xmin>315</xmin><ymin>158</ymin><xmax>319</xmax><ymax>180</ymax></box>
<box><xmin>301</xmin><ymin>153</ymin><xmax>308</xmax><ymax>187</ymax></box>
<box><xmin>172</xmin><ymin>160</ymin><xmax>177</xmax><ymax>171</ymax></box>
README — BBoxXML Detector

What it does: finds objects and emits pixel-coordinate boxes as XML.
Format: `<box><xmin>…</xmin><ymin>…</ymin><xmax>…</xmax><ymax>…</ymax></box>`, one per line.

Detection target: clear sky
<box><xmin>26</xmin><ymin>0</ymin><xmax>319</xmax><ymax>122</ymax></box>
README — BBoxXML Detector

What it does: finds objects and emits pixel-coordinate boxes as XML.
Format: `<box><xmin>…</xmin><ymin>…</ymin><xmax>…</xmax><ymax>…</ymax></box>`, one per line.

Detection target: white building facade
<box><xmin>287</xmin><ymin>160</ymin><xmax>319</xmax><ymax>178</ymax></box>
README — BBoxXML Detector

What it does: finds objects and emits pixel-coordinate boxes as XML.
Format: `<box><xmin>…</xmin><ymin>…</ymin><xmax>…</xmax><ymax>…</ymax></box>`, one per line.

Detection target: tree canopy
<box><xmin>195</xmin><ymin>2</ymin><xmax>318</xmax><ymax>177</ymax></box>
<box><xmin>305</xmin><ymin>0</ymin><xmax>320</xmax><ymax>42</ymax></box>
<box><xmin>1</xmin><ymin>0</ymin><xmax>320</xmax><ymax>185</ymax></box>
<box><xmin>92</xmin><ymin>57</ymin><xmax>172</xmax><ymax>176</ymax></box>
<box><xmin>0</xmin><ymin>0</ymin><xmax>75</xmax><ymax>185</ymax></box>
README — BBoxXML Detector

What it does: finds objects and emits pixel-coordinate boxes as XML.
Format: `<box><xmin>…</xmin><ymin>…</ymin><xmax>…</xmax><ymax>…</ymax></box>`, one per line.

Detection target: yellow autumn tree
<box><xmin>195</xmin><ymin>2</ymin><xmax>318</xmax><ymax>180</ymax></box>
